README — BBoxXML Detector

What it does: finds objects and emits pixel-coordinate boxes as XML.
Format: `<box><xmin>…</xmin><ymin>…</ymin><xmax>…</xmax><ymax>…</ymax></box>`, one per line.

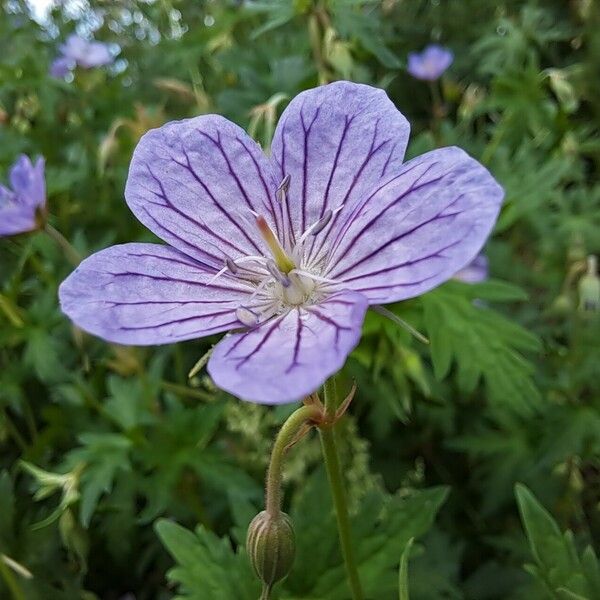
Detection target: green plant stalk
<box><xmin>0</xmin><ymin>559</ymin><xmax>26</xmax><ymax>600</ymax></box>
<box><xmin>319</xmin><ymin>377</ymin><xmax>364</xmax><ymax>600</ymax></box>
<box><xmin>265</xmin><ymin>404</ymin><xmax>320</xmax><ymax>517</ymax></box>
<box><xmin>43</xmin><ymin>222</ymin><xmax>81</xmax><ymax>266</ymax></box>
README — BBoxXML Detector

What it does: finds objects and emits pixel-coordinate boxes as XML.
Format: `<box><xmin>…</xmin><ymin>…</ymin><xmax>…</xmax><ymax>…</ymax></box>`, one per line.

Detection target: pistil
<box><xmin>256</xmin><ymin>215</ymin><xmax>295</xmax><ymax>274</ymax></box>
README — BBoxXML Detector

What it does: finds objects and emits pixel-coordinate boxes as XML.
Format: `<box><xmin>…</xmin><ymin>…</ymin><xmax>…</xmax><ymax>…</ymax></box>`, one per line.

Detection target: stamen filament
<box><xmin>291</xmin><ymin>269</ymin><xmax>339</xmax><ymax>285</ymax></box>
<box><xmin>266</xmin><ymin>260</ymin><xmax>291</xmax><ymax>287</ymax></box>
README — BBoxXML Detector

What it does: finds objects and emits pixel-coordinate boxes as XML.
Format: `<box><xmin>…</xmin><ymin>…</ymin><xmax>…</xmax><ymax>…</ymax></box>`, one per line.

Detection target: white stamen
<box><xmin>266</xmin><ymin>259</ymin><xmax>291</xmax><ymax>287</ymax></box>
<box><xmin>276</xmin><ymin>174</ymin><xmax>291</xmax><ymax>201</ymax></box>
<box><xmin>236</xmin><ymin>306</ymin><xmax>259</xmax><ymax>327</ymax></box>
<box><xmin>225</xmin><ymin>257</ymin><xmax>238</xmax><ymax>274</ymax></box>
<box><xmin>206</xmin><ymin>265</ymin><xmax>228</xmax><ymax>286</ymax></box>
<box><xmin>293</xmin><ymin>204</ymin><xmax>344</xmax><ymax>263</ymax></box>
<box><xmin>291</xmin><ymin>269</ymin><xmax>340</xmax><ymax>285</ymax></box>
<box><xmin>311</xmin><ymin>209</ymin><xmax>332</xmax><ymax>236</ymax></box>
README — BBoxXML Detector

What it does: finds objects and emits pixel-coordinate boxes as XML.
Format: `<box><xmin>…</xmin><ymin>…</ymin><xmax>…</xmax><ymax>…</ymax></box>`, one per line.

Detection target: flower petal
<box><xmin>326</xmin><ymin>147</ymin><xmax>503</xmax><ymax>303</ymax></box>
<box><xmin>270</xmin><ymin>81</ymin><xmax>410</xmax><ymax>244</ymax></box>
<box><xmin>78</xmin><ymin>41</ymin><xmax>113</xmax><ymax>68</ymax></box>
<box><xmin>0</xmin><ymin>204</ymin><xmax>37</xmax><ymax>237</ymax></box>
<box><xmin>125</xmin><ymin>115</ymin><xmax>280</xmax><ymax>269</ymax></box>
<box><xmin>59</xmin><ymin>243</ymin><xmax>253</xmax><ymax>345</ymax></box>
<box><xmin>454</xmin><ymin>253</ymin><xmax>488</xmax><ymax>283</ymax></box>
<box><xmin>9</xmin><ymin>155</ymin><xmax>46</xmax><ymax>209</ymax></box>
<box><xmin>208</xmin><ymin>290</ymin><xmax>368</xmax><ymax>404</ymax></box>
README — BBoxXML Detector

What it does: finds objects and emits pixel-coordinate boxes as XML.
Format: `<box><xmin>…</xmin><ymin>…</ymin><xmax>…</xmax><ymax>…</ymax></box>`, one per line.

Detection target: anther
<box><xmin>311</xmin><ymin>210</ymin><xmax>332</xmax><ymax>236</ymax></box>
<box><xmin>225</xmin><ymin>257</ymin><xmax>239</xmax><ymax>274</ymax></box>
<box><xmin>266</xmin><ymin>260</ymin><xmax>291</xmax><ymax>287</ymax></box>
<box><xmin>236</xmin><ymin>306</ymin><xmax>259</xmax><ymax>327</ymax></box>
<box><xmin>276</xmin><ymin>174</ymin><xmax>291</xmax><ymax>201</ymax></box>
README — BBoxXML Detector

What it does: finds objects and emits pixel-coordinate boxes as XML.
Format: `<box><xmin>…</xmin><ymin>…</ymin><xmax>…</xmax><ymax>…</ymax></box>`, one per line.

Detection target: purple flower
<box><xmin>49</xmin><ymin>56</ymin><xmax>75</xmax><ymax>78</ymax></box>
<box><xmin>0</xmin><ymin>155</ymin><xmax>46</xmax><ymax>237</ymax></box>
<box><xmin>50</xmin><ymin>34</ymin><xmax>112</xmax><ymax>77</ymax></box>
<box><xmin>407</xmin><ymin>45</ymin><xmax>454</xmax><ymax>81</ymax></box>
<box><xmin>454</xmin><ymin>253</ymin><xmax>488</xmax><ymax>283</ymax></box>
<box><xmin>59</xmin><ymin>82</ymin><xmax>503</xmax><ymax>404</ymax></box>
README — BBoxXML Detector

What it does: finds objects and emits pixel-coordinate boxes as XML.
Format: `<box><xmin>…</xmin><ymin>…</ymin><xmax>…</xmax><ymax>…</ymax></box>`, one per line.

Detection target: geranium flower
<box><xmin>50</xmin><ymin>34</ymin><xmax>112</xmax><ymax>78</ymax></box>
<box><xmin>59</xmin><ymin>82</ymin><xmax>503</xmax><ymax>404</ymax></box>
<box><xmin>0</xmin><ymin>155</ymin><xmax>46</xmax><ymax>237</ymax></box>
<box><xmin>454</xmin><ymin>253</ymin><xmax>488</xmax><ymax>283</ymax></box>
<box><xmin>407</xmin><ymin>45</ymin><xmax>454</xmax><ymax>81</ymax></box>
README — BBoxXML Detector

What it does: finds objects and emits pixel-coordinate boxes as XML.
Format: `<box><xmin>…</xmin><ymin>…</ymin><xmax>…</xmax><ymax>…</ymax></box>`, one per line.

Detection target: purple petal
<box><xmin>454</xmin><ymin>253</ymin><xmax>488</xmax><ymax>283</ymax></box>
<box><xmin>60</xmin><ymin>34</ymin><xmax>88</xmax><ymax>60</ymax></box>
<box><xmin>270</xmin><ymin>81</ymin><xmax>410</xmax><ymax>246</ymax></box>
<box><xmin>9</xmin><ymin>155</ymin><xmax>46</xmax><ymax>210</ymax></box>
<box><xmin>77</xmin><ymin>41</ymin><xmax>113</xmax><ymax>68</ymax></box>
<box><xmin>59</xmin><ymin>243</ymin><xmax>253</xmax><ymax>345</ymax></box>
<box><xmin>407</xmin><ymin>44</ymin><xmax>453</xmax><ymax>81</ymax></box>
<box><xmin>208</xmin><ymin>290</ymin><xmax>368</xmax><ymax>404</ymax></box>
<box><xmin>0</xmin><ymin>204</ymin><xmax>38</xmax><ymax>237</ymax></box>
<box><xmin>125</xmin><ymin>115</ymin><xmax>280</xmax><ymax>269</ymax></box>
<box><xmin>326</xmin><ymin>147</ymin><xmax>503</xmax><ymax>303</ymax></box>
<box><xmin>50</xmin><ymin>56</ymin><xmax>74</xmax><ymax>78</ymax></box>
<box><xmin>59</xmin><ymin>35</ymin><xmax>112</xmax><ymax>69</ymax></box>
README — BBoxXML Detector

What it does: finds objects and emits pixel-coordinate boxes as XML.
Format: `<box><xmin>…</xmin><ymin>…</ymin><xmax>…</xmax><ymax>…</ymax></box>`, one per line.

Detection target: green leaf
<box><xmin>154</xmin><ymin>519</ymin><xmax>260</xmax><ymax>600</ymax></box>
<box><xmin>516</xmin><ymin>484</ymin><xmax>599</xmax><ymax>599</ymax></box>
<box><xmin>399</xmin><ymin>537</ymin><xmax>414</xmax><ymax>600</ymax></box>
<box><xmin>422</xmin><ymin>283</ymin><xmax>541</xmax><ymax>414</ymax></box>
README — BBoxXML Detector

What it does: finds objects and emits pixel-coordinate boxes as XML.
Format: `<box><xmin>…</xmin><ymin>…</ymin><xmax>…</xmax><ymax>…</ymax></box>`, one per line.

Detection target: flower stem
<box><xmin>43</xmin><ymin>223</ymin><xmax>81</xmax><ymax>266</ymax></box>
<box><xmin>0</xmin><ymin>558</ymin><xmax>27</xmax><ymax>600</ymax></box>
<box><xmin>259</xmin><ymin>583</ymin><xmax>272</xmax><ymax>600</ymax></box>
<box><xmin>319</xmin><ymin>377</ymin><xmax>364</xmax><ymax>600</ymax></box>
<box><xmin>265</xmin><ymin>404</ymin><xmax>320</xmax><ymax>517</ymax></box>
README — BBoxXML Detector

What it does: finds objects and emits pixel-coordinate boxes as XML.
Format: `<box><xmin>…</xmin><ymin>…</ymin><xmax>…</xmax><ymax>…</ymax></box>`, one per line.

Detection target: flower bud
<box><xmin>246</xmin><ymin>510</ymin><xmax>295</xmax><ymax>588</ymax></box>
<box><xmin>549</xmin><ymin>294</ymin><xmax>573</xmax><ymax>316</ymax></box>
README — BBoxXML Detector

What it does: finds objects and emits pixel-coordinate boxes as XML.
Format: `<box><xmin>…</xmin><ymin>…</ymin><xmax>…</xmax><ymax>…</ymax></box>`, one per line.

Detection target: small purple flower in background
<box><xmin>408</xmin><ymin>45</ymin><xmax>454</xmax><ymax>81</ymax></box>
<box><xmin>59</xmin><ymin>81</ymin><xmax>503</xmax><ymax>404</ymax></box>
<box><xmin>49</xmin><ymin>56</ymin><xmax>75</xmax><ymax>78</ymax></box>
<box><xmin>454</xmin><ymin>253</ymin><xmax>488</xmax><ymax>283</ymax></box>
<box><xmin>50</xmin><ymin>34</ymin><xmax>113</xmax><ymax>78</ymax></box>
<box><xmin>0</xmin><ymin>155</ymin><xmax>46</xmax><ymax>237</ymax></box>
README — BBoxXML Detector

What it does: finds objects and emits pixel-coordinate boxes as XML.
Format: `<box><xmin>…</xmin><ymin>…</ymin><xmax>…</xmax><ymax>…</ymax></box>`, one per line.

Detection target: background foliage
<box><xmin>1</xmin><ymin>1</ymin><xmax>599</xmax><ymax>598</ymax></box>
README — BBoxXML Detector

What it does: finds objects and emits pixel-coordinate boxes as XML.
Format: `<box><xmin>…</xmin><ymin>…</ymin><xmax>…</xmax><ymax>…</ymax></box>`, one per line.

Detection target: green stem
<box><xmin>259</xmin><ymin>583</ymin><xmax>272</xmax><ymax>600</ymax></box>
<box><xmin>43</xmin><ymin>223</ymin><xmax>81</xmax><ymax>266</ymax></box>
<box><xmin>429</xmin><ymin>81</ymin><xmax>443</xmax><ymax>144</ymax></box>
<box><xmin>0</xmin><ymin>559</ymin><xmax>27</xmax><ymax>600</ymax></box>
<box><xmin>319</xmin><ymin>378</ymin><xmax>364</xmax><ymax>600</ymax></box>
<box><xmin>265</xmin><ymin>405</ymin><xmax>320</xmax><ymax>517</ymax></box>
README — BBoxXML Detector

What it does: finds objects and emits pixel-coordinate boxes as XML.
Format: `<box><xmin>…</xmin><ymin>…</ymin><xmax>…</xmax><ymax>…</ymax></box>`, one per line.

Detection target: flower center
<box><xmin>208</xmin><ymin>176</ymin><xmax>342</xmax><ymax>327</ymax></box>
<box><xmin>208</xmin><ymin>175</ymin><xmax>342</xmax><ymax>328</ymax></box>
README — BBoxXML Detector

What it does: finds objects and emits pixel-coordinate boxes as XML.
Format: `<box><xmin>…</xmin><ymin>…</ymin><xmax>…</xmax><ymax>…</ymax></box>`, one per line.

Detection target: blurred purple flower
<box><xmin>407</xmin><ymin>45</ymin><xmax>454</xmax><ymax>81</ymax></box>
<box><xmin>454</xmin><ymin>253</ymin><xmax>488</xmax><ymax>283</ymax></box>
<box><xmin>0</xmin><ymin>155</ymin><xmax>46</xmax><ymax>237</ymax></box>
<box><xmin>50</xmin><ymin>34</ymin><xmax>112</xmax><ymax>78</ymax></box>
<box><xmin>59</xmin><ymin>81</ymin><xmax>503</xmax><ymax>404</ymax></box>
<box><xmin>49</xmin><ymin>56</ymin><xmax>75</xmax><ymax>78</ymax></box>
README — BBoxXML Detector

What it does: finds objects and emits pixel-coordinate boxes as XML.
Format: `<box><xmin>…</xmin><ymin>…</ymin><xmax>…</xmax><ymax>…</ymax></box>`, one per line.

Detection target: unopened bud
<box><xmin>578</xmin><ymin>256</ymin><xmax>599</xmax><ymax>312</ymax></box>
<box><xmin>549</xmin><ymin>294</ymin><xmax>573</xmax><ymax>316</ymax></box>
<box><xmin>246</xmin><ymin>510</ymin><xmax>295</xmax><ymax>589</ymax></box>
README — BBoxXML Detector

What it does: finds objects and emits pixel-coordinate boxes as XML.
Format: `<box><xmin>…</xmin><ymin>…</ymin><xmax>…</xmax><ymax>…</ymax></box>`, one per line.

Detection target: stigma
<box><xmin>256</xmin><ymin>215</ymin><xmax>295</xmax><ymax>273</ymax></box>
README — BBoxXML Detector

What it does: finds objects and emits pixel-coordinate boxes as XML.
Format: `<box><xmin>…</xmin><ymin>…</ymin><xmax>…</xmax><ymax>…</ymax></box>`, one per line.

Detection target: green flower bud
<box><xmin>578</xmin><ymin>256</ymin><xmax>600</xmax><ymax>312</ymax></box>
<box><xmin>549</xmin><ymin>294</ymin><xmax>573</xmax><ymax>316</ymax></box>
<box><xmin>246</xmin><ymin>510</ymin><xmax>295</xmax><ymax>590</ymax></box>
